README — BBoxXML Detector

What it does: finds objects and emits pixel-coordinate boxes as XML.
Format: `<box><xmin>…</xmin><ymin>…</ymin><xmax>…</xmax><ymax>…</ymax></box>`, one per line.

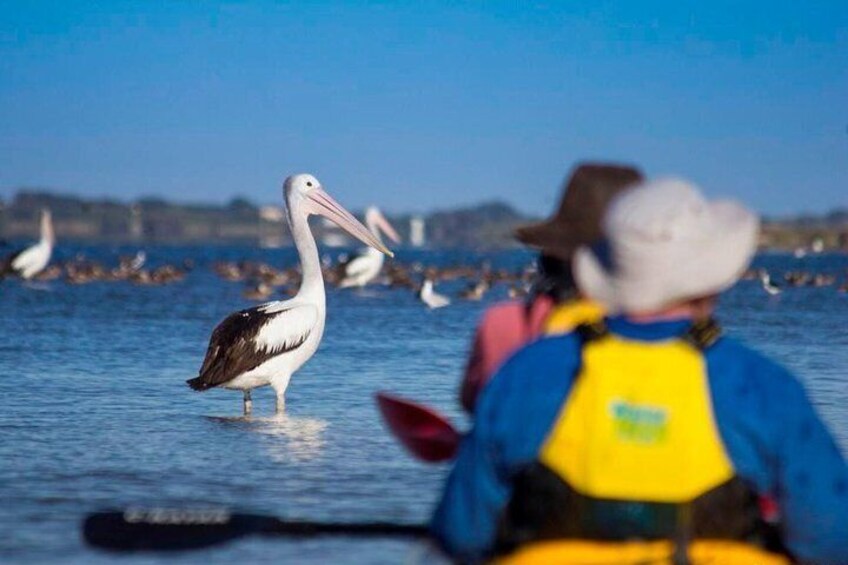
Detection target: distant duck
<box><xmin>385</xmin><ymin>263</ymin><xmax>415</xmax><ymax>289</ymax></box>
<box><xmin>187</xmin><ymin>174</ymin><xmax>392</xmax><ymax>415</ymax></box>
<box><xmin>130</xmin><ymin>270</ymin><xmax>155</xmax><ymax>286</ymax></box>
<box><xmin>34</xmin><ymin>264</ymin><xmax>63</xmax><ymax>281</ymax></box>
<box><xmin>811</xmin><ymin>274</ymin><xmax>835</xmax><ymax>288</ymax></box>
<box><xmin>419</xmin><ymin>278</ymin><xmax>450</xmax><ymax>309</ymax></box>
<box><xmin>784</xmin><ymin>271</ymin><xmax>811</xmax><ymax>287</ymax></box>
<box><xmin>243</xmin><ymin>282</ymin><xmax>274</xmax><ymax>301</ymax></box>
<box><xmin>460</xmin><ymin>279</ymin><xmax>489</xmax><ymax>301</ymax></box>
<box><xmin>759</xmin><ymin>270</ymin><xmax>781</xmax><ymax>296</ymax></box>
<box><xmin>740</xmin><ymin>268</ymin><xmax>759</xmax><ymax>281</ymax></box>
<box><xmin>1</xmin><ymin>209</ymin><xmax>55</xmax><ymax>280</ymax></box>
<box><xmin>507</xmin><ymin>283</ymin><xmax>529</xmax><ymax>299</ymax></box>
<box><xmin>151</xmin><ymin>265</ymin><xmax>185</xmax><ymax>284</ymax></box>
<box><xmin>213</xmin><ymin>262</ymin><xmax>245</xmax><ymax>282</ymax></box>
<box><xmin>337</xmin><ymin>206</ymin><xmax>401</xmax><ymax>288</ymax></box>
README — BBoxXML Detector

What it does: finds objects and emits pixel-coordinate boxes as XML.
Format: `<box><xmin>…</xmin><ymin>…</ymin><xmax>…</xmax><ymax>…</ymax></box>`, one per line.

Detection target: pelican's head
<box><xmin>365</xmin><ymin>206</ymin><xmax>402</xmax><ymax>245</ymax></box>
<box><xmin>284</xmin><ymin>173</ymin><xmax>322</xmax><ymax>199</ymax></box>
<box><xmin>283</xmin><ymin>174</ymin><xmax>393</xmax><ymax>257</ymax></box>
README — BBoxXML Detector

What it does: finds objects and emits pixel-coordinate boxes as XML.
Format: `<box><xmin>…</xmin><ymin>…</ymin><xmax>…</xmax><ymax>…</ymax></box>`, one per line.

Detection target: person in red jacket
<box><xmin>460</xmin><ymin>162</ymin><xmax>643</xmax><ymax>413</ymax></box>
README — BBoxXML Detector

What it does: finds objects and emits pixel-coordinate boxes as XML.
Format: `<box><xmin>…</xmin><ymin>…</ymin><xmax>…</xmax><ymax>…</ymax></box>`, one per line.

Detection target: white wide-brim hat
<box><xmin>574</xmin><ymin>177</ymin><xmax>759</xmax><ymax>313</ymax></box>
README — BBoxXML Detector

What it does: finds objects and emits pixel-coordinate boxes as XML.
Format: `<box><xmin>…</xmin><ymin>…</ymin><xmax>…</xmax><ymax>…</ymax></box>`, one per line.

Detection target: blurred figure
<box><xmin>432</xmin><ymin>178</ymin><xmax>848</xmax><ymax>564</ymax></box>
<box><xmin>460</xmin><ymin>163</ymin><xmax>643</xmax><ymax>413</ymax></box>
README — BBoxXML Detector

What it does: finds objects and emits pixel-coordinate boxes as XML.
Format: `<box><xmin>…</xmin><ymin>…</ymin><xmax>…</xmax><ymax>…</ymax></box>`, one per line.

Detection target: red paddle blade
<box><xmin>375</xmin><ymin>392</ymin><xmax>461</xmax><ymax>463</ymax></box>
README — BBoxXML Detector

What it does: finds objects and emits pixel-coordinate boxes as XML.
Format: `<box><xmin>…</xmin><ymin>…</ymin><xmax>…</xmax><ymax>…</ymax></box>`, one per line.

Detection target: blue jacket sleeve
<box><xmin>430</xmin><ymin>360</ymin><xmax>513</xmax><ymax>563</ymax></box>
<box><xmin>430</xmin><ymin>336</ymin><xmax>579</xmax><ymax>562</ymax></box>
<box><xmin>711</xmin><ymin>340</ymin><xmax>848</xmax><ymax>564</ymax></box>
<box><xmin>770</xmin><ymin>373</ymin><xmax>848</xmax><ymax>564</ymax></box>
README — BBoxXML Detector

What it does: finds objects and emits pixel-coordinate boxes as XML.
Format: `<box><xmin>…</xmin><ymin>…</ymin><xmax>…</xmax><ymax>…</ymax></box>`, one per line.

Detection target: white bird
<box><xmin>419</xmin><ymin>278</ymin><xmax>450</xmax><ymax>309</ymax></box>
<box><xmin>337</xmin><ymin>206</ymin><xmax>401</xmax><ymax>288</ymax></box>
<box><xmin>2</xmin><ymin>209</ymin><xmax>54</xmax><ymax>280</ymax></box>
<box><xmin>187</xmin><ymin>174</ymin><xmax>393</xmax><ymax>415</ymax></box>
<box><xmin>130</xmin><ymin>250</ymin><xmax>146</xmax><ymax>271</ymax></box>
<box><xmin>760</xmin><ymin>271</ymin><xmax>781</xmax><ymax>296</ymax></box>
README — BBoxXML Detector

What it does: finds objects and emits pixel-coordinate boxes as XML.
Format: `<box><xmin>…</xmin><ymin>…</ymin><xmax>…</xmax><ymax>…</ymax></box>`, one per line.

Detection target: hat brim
<box><xmin>574</xmin><ymin>201</ymin><xmax>759</xmax><ymax>313</ymax></box>
<box><xmin>514</xmin><ymin>220</ymin><xmax>590</xmax><ymax>260</ymax></box>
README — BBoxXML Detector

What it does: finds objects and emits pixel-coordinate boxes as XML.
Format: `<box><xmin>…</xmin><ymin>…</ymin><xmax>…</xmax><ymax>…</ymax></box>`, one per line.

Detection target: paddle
<box><xmin>375</xmin><ymin>392</ymin><xmax>462</xmax><ymax>463</ymax></box>
<box><xmin>83</xmin><ymin>509</ymin><xmax>429</xmax><ymax>551</ymax></box>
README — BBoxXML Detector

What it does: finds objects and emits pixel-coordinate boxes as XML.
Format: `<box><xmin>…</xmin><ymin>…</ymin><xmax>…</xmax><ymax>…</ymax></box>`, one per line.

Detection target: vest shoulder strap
<box><xmin>575</xmin><ymin>320</ymin><xmax>609</xmax><ymax>343</ymax></box>
<box><xmin>682</xmin><ymin>318</ymin><xmax>722</xmax><ymax>351</ymax></box>
<box><xmin>575</xmin><ymin>318</ymin><xmax>723</xmax><ymax>350</ymax></box>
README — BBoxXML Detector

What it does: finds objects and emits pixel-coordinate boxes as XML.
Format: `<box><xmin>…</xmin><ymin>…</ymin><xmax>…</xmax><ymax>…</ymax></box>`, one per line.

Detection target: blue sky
<box><xmin>1</xmin><ymin>1</ymin><xmax>846</xmax><ymax>216</ymax></box>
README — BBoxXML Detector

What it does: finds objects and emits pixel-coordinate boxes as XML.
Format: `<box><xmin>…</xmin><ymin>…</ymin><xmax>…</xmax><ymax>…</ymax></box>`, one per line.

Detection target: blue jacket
<box><xmin>431</xmin><ymin>317</ymin><xmax>848</xmax><ymax>564</ymax></box>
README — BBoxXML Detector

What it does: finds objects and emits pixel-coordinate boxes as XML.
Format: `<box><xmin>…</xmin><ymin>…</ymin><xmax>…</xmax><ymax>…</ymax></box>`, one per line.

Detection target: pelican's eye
<box><xmin>306</xmin><ymin>181</ymin><xmax>313</xmax><ymax>187</ymax></box>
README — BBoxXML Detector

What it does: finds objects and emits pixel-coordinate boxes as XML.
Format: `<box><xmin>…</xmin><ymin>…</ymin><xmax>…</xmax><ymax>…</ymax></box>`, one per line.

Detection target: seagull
<box><xmin>1</xmin><ymin>209</ymin><xmax>54</xmax><ymax>280</ymax></box>
<box><xmin>187</xmin><ymin>174</ymin><xmax>393</xmax><ymax>415</ymax></box>
<box><xmin>419</xmin><ymin>278</ymin><xmax>450</xmax><ymax>309</ymax></box>
<box><xmin>760</xmin><ymin>270</ymin><xmax>781</xmax><ymax>296</ymax></box>
<box><xmin>129</xmin><ymin>250</ymin><xmax>146</xmax><ymax>271</ymax></box>
<box><xmin>337</xmin><ymin>206</ymin><xmax>401</xmax><ymax>288</ymax></box>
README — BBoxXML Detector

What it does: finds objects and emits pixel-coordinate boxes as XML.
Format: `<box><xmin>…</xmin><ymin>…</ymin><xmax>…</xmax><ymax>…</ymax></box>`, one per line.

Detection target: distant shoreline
<box><xmin>1</xmin><ymin>189</ymin><xmax>846</xmax><ymax>251</ymax></box>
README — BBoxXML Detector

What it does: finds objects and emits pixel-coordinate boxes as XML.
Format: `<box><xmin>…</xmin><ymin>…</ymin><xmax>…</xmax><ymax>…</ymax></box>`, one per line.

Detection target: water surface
<box><xmin>1</xmin><ymin>246</ymin><xmax>846</xmax><ymax>563</ymax></box>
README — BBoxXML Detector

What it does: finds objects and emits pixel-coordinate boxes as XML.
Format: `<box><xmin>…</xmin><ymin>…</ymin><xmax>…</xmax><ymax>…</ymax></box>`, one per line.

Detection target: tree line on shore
<box><xmin>1</xmin><ymin>189</ymin><xmax>846</xmax><ymax>251</ymax></box>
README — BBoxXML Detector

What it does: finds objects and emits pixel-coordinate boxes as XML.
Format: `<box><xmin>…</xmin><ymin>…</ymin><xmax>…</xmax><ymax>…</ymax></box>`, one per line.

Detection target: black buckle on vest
<box><xmin>575</xmin><ymin>321</ymin><xmax>609</xmax><ymax>343</ymax></box>
<box><xmin>682</xmin><ymin>318</ymin><xmax>722</xmax><ymax>351</ymax></box>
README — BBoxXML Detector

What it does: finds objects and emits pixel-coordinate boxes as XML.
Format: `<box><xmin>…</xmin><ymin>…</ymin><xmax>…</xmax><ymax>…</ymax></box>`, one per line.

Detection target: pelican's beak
<box><xmin>374</xmin><ymin>209</ymin><xmax>401</xmax><ymax>244</ymax></box>
<box><xmin>307</xmin><ymin>189</ymin><xmax>394</xmax><ymax>257</ymax></box>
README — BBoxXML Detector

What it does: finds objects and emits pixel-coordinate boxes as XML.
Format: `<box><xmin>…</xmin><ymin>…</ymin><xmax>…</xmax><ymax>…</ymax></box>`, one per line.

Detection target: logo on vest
<box><xmin>609</xmin><ymin>400</ymin><xmax>668</xmax><ymax>444</ymax></box>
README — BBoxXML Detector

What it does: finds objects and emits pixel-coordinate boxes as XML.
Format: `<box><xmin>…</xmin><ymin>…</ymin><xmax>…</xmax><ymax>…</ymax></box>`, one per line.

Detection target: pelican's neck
<box><xmin>286</xmin><ymin>198</ymin><xmax>324</xmax><ymax>301</ymax></box>
<box><xmin>41</xmin><ymin>214</ymin><xmax>55</xmax><ymax>246</ymax></box>
<box><xmin>364</xmin><ymin>214</ymin><xmax>384</xmax><ymax>257</ymax></box>
<box><xmin>365</xmin><ymin>214</ymin><xmax>379</xmax><ymax>241</ymax></box>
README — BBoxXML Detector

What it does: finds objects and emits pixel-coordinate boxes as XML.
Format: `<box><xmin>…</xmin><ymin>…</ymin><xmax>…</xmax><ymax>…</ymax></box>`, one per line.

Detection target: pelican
<box><xmin>187</xmin><ymin>174</ymin><xmax>392</xmax><ymax>414</ymax></box>
<box><xmin>2</xmin><ymin>209</ymin><xmax>54</xmax><ymax>280</ymax></box>
<box><xmin>337</xmin><ymin>206</ymin><xmax>401</xmax><ymax>288</ymax></box>
<box><xmin>419</xmin><ymin>278</ymin><xmax>451</xmax><ymax>309</ymax></box>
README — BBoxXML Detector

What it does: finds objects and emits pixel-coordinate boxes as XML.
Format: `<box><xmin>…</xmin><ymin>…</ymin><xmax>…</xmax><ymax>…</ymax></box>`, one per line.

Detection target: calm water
<box><xmin>1</xmin><ymin>245</ymin><xmax>846</xmax><ymax>564</ymax></box>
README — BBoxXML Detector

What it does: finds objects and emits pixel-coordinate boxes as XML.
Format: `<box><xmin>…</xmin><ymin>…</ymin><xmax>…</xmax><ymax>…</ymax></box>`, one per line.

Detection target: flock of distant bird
<box><xmin>3</xmin><ymin>175</ymin><xmax>848</xmax><ymax>415</ymax></box>
<box><xmin>743</xmin><ymin>267</ymin><xmax>848</xmax><ymax>296</ymax></box>
<box><xmin>0</xmin><ymin>205</ymin><xmax>532</xmax><ymax>307</ymax></box>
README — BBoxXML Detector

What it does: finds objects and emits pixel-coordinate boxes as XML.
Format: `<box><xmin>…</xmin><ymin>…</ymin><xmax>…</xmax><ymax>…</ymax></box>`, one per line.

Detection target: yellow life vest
<box><xmin>493</xmin><ymin>321</ymin><xmax>786</xmax><ymax>563</ymax></box>
<box><xmin>539</xmin><ymin>327</ymin><xmax>734</xmax><ymax>502</ymax></box>
<box><xmin>495</xmin><ymin>539</ymin><xmax>790</xmax><ymax>565</ymax></box>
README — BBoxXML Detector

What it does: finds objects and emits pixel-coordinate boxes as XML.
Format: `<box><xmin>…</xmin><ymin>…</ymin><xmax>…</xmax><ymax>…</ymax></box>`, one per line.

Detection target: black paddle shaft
<box><xmin>83</xmin><ymin>509</ymin><xmax>429</xmax><ymax>551</ymax></box>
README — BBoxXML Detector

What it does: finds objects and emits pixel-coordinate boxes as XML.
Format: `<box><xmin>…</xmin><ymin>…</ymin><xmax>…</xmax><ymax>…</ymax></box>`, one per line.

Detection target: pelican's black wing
<box><xmin>187</xmin><ymin>302</ymin><xmax>317</xmax><ymax>391</ymax></box>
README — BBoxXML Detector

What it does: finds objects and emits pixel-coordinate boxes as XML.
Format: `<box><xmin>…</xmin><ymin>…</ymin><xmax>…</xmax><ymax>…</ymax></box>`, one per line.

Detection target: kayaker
<box><xmin>432</xmin><ymin>178</ymin><xmax>848</xmax><ymax>564</ymax></box>
<box><xmin>460</xmin><ymin>162</ymin><xmax>643</xmax><ymax>413</ymax></box>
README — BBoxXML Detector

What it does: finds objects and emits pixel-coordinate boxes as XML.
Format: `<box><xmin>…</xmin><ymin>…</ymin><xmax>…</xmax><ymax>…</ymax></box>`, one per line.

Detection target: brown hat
<box><xmin>514</xmin><ymin>162</ymin><xmax>644</xmax><ymax>261</ymax></box>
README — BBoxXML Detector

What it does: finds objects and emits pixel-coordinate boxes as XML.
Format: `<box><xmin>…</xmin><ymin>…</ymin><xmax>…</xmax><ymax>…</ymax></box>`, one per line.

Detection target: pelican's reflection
<box><xmin>253</xmin><ymin>413</ymin><xmax>328</xmax><ymax>462</ymax></box>
<box><xmin>205</xmin><ymin>413</ymin><xmax>329</xmax><ymax>461</ymax></box>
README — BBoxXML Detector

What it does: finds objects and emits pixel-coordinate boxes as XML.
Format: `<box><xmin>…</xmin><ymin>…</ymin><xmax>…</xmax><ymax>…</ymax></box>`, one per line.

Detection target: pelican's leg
<box><xmin>243</xmin><ymin>390</ymin><xmax>253</xmax><ymax>416</ymax></box>
<box><xmin>270</xmin><ymin>375</ymin><xmax>291</xmax><ymax>414</ymax></box>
